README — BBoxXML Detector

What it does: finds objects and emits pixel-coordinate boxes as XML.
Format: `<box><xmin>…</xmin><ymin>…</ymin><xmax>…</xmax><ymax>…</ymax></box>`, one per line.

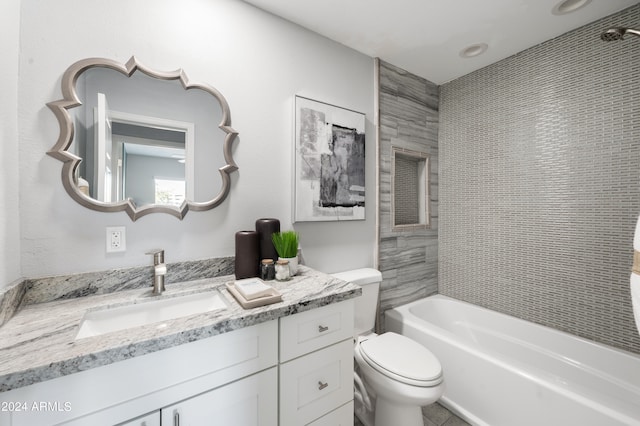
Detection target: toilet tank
<box><xmin>331</xmin><ymin>268</ymin><xmax>382</xmax><ymax>336</ymax></box>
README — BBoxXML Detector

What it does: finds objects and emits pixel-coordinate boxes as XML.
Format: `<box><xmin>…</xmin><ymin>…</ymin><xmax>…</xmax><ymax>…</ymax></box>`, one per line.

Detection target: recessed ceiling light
<box><xmin>459</xmin><ymin>43</ymin><xmax>488</xmax><ymax>59</ymax></box>
<box><xmin>552</xmin><ymin>0</ymin><xmax>591</xmax><ymax>15</ymax></box>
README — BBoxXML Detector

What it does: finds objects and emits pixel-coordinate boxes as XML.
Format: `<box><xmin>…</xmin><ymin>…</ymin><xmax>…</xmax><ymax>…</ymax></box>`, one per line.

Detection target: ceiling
<box><xmin>242</xmin><ymin>0</ymin><xmax>640</xmax><ymax>84</ymax></box>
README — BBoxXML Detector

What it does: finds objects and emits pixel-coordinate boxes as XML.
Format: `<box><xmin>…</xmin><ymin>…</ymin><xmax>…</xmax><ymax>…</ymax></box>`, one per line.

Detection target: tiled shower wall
<box><xmin>439</xmin><ymin>5</ymin><xmax>640</xmax><ymax>354</ymax></box>
<box><xmin>378</xmin><ymin>60</ymin><xmax>439</xmax><ymax>324</ymax></box>
<box><xmin>394</xmin><ymin>156</ymin><xmax>421</xmax><ymax>225</ymax></box>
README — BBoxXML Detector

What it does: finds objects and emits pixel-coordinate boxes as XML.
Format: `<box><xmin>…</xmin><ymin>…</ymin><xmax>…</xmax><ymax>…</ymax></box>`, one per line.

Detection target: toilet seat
<box><xmin>358</xmin><ymin>332</ymin><xmax>443</xmax><ymax>387</ymax></box>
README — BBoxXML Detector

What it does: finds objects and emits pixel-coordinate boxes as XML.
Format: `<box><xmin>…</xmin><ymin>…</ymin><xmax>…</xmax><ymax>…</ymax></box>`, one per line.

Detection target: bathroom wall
<box><xmin>15</xmin><ymin>0</ymin><xmax>375</xmax><ymax>280</ymax></box>
<box><xmin>440</xmin><ymin>5</ymin><xmax>640</xmax><ymax>354</ymax></box>
<box><xmin>0</xmin><ymin>0</ymin><xmax>22</xmax><ymax>290</ymax></box>
<box><xmin>377</xmin><ymin>60</ymin><xmax>439</xmax><ymax>322</ymax></box>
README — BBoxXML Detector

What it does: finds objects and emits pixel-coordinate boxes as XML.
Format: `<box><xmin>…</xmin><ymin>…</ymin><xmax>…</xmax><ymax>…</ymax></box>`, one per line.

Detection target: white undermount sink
<box><xmin>75</xmin><ymin>290</ymin><xmax>228</xmax><ymax>339</ymax></box>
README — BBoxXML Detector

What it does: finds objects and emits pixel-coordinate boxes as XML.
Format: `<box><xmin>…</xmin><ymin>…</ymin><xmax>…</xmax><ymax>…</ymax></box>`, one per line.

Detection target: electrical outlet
<box><xmin>106</xmin><ymin>226</ymin><xmax>126</xmax><ymax>253</ymax></box>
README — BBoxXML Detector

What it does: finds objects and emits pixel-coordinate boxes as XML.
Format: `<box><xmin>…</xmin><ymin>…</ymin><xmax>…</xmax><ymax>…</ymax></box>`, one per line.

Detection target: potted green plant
<box><xmin>271</xmin><ymin>230</ymin><xmax>299</xmax><ymax>275</ymax></box>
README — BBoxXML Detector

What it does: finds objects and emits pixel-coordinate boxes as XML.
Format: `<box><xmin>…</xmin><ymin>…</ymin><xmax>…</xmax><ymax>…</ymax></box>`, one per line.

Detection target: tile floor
<box><xmin>354</xmin><ymin>402</ymin><xmax>471</xmax><ymax>426</ymax></box>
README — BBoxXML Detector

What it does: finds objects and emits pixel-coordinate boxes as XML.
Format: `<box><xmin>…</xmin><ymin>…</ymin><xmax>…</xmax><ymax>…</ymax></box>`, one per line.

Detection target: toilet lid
<box><xmin>359</xmin><ymin>332</ymin><xmax>442</xmax><ymax>386</ymax></box>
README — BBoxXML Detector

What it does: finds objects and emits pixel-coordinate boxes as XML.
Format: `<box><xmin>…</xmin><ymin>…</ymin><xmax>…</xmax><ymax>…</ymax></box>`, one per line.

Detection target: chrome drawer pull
<box><xmin>318</xmin><ymin>381</ymin><xmax>329</xmax><ymax>390</ymax></box>
<box><xmin>174</xmin><ymin>411</ymin><xmax>180</xmax><ymax>426</ymax></box>
<box><xmin>318</xmin><ymin>325</ymin><xmax>329</xmax><ymax>332</ymax></box>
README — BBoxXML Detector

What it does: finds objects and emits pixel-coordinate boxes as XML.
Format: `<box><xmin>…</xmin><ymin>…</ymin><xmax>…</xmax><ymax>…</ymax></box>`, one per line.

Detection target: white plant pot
<box><xmin>280</xmin><ymin>256</ymin><xmax>298</xmax><ymax>276</ymax></box>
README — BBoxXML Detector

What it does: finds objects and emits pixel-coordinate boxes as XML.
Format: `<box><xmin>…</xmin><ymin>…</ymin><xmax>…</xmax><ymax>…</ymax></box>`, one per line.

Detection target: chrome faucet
<box><xmin>146</xmin><ymin>249</ymin><xmax>166</xmax><ymax>295</ymax></box>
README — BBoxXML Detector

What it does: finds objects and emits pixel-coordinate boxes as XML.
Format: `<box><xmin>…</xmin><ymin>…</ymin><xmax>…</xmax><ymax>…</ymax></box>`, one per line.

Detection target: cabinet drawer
<box><xmin>307</xmin><ymin>401</ymin><xmax>354</xmax><ymax>426</ymax></box>
<box><xmin>280</xmin><ymin>339</ymin><xmax>353</xmax><ymax>426</ymax></box>
<box><xmin>280</xmin><ymin>299</ymin><xmax>354</xmax><ymax>361</ymax></box>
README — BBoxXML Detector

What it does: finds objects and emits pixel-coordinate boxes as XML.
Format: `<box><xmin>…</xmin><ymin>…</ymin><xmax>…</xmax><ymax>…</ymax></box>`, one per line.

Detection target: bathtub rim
<box><xmin>385</xmin><ymin>294</ymin><xmax>640</xmax><ymax>426</ymax></box>
<box><xmin>387</xmin><ymin>294</ymin><xmax>640</xmax><ymax>360</ymax></box>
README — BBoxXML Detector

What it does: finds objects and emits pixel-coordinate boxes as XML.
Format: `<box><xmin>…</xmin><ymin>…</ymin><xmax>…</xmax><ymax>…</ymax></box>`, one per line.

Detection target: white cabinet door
<box><xmin>118</xmin><ymin>411</ymin><xmax>160</xmax><ymax>426</ymax></box>
<box><xmin>161</xmin><ymin>367</ymin><xmax>277</xmax><ymax>426</ymax></box>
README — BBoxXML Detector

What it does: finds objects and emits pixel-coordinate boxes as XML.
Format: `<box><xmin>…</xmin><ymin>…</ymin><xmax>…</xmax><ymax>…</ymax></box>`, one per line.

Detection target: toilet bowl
<box><xmin>331</xmin><ymin>269</ymin><xmax>444</xmax><ymax>426</ymax></box>
<box><xmin>355</xmin><ymin>332</ymin><xmax>443</xmax><ymax>426</ymax></box>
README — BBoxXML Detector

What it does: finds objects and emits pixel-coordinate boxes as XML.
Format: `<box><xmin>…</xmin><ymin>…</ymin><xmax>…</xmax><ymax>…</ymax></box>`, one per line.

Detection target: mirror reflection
<box><xmin>48</xmin><ymin>57</ymin><xmax>238</xmax><ymax>220</ymax></box>
<box><xmin>111</xmin><ymin>121</ymin><xmax>188</xmax><ymax>207</ymax></box>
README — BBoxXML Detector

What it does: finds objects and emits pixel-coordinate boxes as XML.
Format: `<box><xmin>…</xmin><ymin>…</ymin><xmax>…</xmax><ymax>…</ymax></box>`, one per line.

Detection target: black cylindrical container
<box><xmin>260</xmin><ymin>259</ymin><xmax>276</xmax><ymax>281</ymax></box>
<box><xmin>255</xmin><ymin>218</ymin><xmax>280</xmax><ymax>261</ymax></box>
<box><xmin>235</xmin><ymin>231</ymin><xmax>260</xmax><ymax>279</ymax></box>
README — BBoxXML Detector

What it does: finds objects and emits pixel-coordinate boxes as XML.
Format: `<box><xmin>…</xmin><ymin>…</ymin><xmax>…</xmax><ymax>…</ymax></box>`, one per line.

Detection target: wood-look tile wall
<box><xmin>377</xmin><ymin>60</ymin><xmax>439</xmax><ymax>329</ymax></box>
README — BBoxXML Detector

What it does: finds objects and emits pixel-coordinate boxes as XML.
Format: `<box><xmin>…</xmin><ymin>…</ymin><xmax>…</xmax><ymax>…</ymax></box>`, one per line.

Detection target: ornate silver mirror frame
<box><xmin>47</xmin><ymin>56</ymin><xmax>238</xmax><ymax>220</ymax></box>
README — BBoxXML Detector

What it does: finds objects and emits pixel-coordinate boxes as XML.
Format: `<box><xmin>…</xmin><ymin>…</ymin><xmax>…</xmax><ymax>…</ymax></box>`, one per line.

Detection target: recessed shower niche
<box><xmin>391</xmin><ymin>146</ymin><xmax>430</xmax><ymax>231</ymax></box>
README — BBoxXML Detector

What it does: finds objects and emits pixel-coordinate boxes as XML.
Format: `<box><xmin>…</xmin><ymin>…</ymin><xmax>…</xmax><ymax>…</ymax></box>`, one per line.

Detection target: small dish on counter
<box><xmin>225</xmin><ymin>279</ymin><xmax>282</xmax><ymax>309</ymax></box>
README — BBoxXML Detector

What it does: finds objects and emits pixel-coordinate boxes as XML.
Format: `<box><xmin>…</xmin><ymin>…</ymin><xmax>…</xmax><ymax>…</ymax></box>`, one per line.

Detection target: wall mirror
<box><xmin>391</xmin><ymin>146</ymin><xmax>430</xmax><ymax>231</ymax></box>
<box><xmin>47</xmin><ymin>56</ymin><xmax>238</xmax><ymax>220</ymax></box>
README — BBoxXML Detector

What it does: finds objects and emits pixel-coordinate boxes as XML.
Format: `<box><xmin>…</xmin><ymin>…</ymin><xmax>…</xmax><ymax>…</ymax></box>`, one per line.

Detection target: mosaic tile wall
<box><xmin>439</xmin><ymin>5</ymin><xmax>640</xmax><ymax>354</ymax></box>
<box><xmin>394</xmin><ymin>156</ymin><xmax>420</xmax><ymax>225</ymax></box>
<box><xmin>378</xmin><ymin>60</ymin><xmax>439</xmax><ymax>327</ymax></box>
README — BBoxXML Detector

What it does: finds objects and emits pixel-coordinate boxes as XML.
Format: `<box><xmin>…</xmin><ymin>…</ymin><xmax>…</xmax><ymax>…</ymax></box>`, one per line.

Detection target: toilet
<box><xmin>332</xmin><ymin>269</ymin><xmax>444</xmax><ymax>426</ymax></box>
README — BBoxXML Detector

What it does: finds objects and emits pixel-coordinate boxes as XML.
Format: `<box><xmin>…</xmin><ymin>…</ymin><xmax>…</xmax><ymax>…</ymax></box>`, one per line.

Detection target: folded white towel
<box><xmin>634</xmin><ymin>215</ymin><xmax>640</xmax><ymax>251</ymax></box>
<box><xmin>234</xmin><ymin>278</ymin><xmax>275</xmax><ymax>301</ymax></box>
<box><xmin>629</xmin><ymin>215</ymin><xmax>640</xmax><ymax>335</ymax></box>
<box><xmin>630</xmin><ymin>272</ymin><xmax>640</xmax><ymax>334</ymax></box>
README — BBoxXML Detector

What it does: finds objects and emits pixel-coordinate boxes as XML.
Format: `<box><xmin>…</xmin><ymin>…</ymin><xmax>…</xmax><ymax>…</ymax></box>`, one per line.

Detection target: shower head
<box><xmin>601</xmin><ymin>27</ymin><xmax>640</xmax><ymax>42</ymax></box>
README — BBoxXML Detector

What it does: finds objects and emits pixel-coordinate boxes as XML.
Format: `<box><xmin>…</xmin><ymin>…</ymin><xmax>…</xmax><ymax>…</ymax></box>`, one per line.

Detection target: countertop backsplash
<box><xmin>0</xmin><ymin>257</ymin><xmax>235</xmax><ymax>326</ymax></box>
<box><xmin>0</xmin><ymin>279</ymin><xmax>26</xmax><ymax>327</ymax></box>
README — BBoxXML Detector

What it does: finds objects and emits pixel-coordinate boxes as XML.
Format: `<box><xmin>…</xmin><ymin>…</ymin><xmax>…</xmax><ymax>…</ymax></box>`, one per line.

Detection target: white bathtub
<box><xmin>385</xmin><ymin>295</ymin><xmax>640</xmax><ymax>426</ymax></box>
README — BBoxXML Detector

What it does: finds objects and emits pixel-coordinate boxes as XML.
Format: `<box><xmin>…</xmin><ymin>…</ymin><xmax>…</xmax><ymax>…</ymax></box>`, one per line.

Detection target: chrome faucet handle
<box><xmin>146</xmin><ymin>249</ymin><xmax>165</xmax><ymax>265</ymax></box>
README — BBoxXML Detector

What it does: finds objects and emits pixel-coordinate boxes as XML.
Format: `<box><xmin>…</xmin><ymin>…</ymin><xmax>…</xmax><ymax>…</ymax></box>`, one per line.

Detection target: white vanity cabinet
<box><xmin>279</xmin><ymin>299</ymin><xmax>355</xmax><ymax>426</ymax></box>
<box><xmin>1</xmin><ymin>320</ymin><xmax>278</xmax><ymax>426</ymax></box>
<box><xmin>0</xmin><ymin>298</ymin><xmax>357</xmax><ymax>426</ymax></box>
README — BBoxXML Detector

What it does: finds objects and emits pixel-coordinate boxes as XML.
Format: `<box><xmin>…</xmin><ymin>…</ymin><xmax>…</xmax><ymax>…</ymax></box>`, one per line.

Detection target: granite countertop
<box><xmin>0</xmin><ymin>266</ymin><xmax>361</xmax><ymax>393</ymax></box>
